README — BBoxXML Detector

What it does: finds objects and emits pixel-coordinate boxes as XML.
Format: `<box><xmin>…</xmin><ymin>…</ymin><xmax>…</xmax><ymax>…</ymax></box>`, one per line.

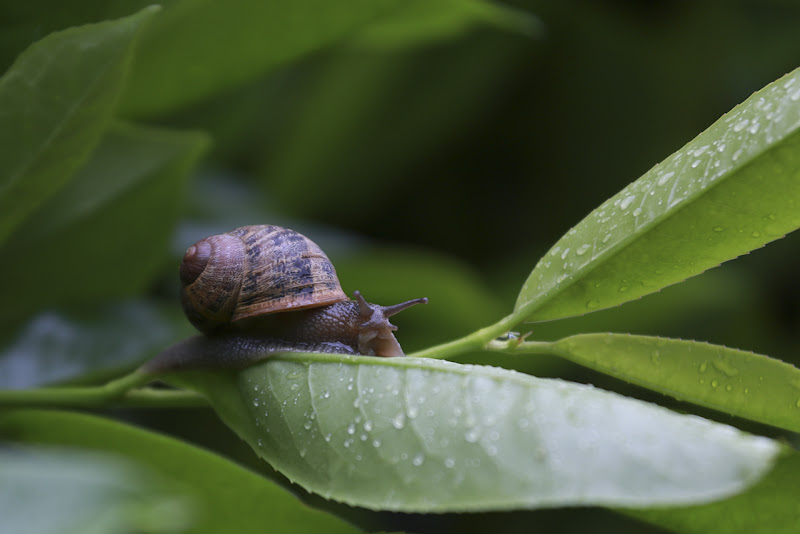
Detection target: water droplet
<box><xmin>751</xmin><ymin>231</ymin><xmax>761</xmax><ymax>238</ymax></box>
<box><xmin>465</xmin><ymin>428</ymin><xmax>480</xmax><ymax>443</ymax></box>
<box><xmin>290</xmin><ymin>383</ymin><xmax>300</xmax><ymax>391</ymax></box>
<box><xmin>620</xmin><ymin>195</ymin><xmax>636</xmax><ymax>210</ymax></box>
<box><xmin>712</xmin><ymin>226</ymin><xmax>725</xmax><ymax>232</ymax></box>
<box><xmin>691</xmin><ymin>159</ymin><xmax>702</xmax><ymax>168</ymax></box>
<box><xmin>791</xmin><ymin>88</ymin><xmax>800</xmax><ymax>101</ymax></box>
<box><xmin>732</xmin><ymin>148</ymin><xmax>743</xmax><ymax>161</ymax></box>
<box><xmin>412</xmin><ymin>454</ymin><xmax>425</xmax><ymax>466</ymax></box>
<box><xmin>560</xmin><ymin>248</ymin><xmax>571</xmax><ymax>260</ymax></box>
<box><xmin>304</xmin><ymin>420</ymin><xmax>313</xmax><ymax>430</ymax></box>
<box><xmin>576</xmin><ymin>244</ymin><xmax>591</xmax><ymax>256</ymax></box>
<box><xmin>347</xmin><ymin>423</ymin><xmax>356</xmax><ymax>435</ymax></box>
<box><xmin>324</xmin><ymin>433</ymin><xmax>332</xmax><ymax>442</ymax></box>
<box><xmin>586</xmin><ymin>299</ymin><xmax>600</xmax><ymax>309</ymax></box>
<box><xmin>444</xmin><ymin>458</ymin><xmax>456</xmax><ymax>468</ymax></box>
<box><xmin>363</xmin><ymin>420</ymin><xmax>373</xmax><ymax>431</ymax></box>
<box><xmin>618</xmin><ymin>286</ymin><xmax>629</xmax><ymax>293</ymax></box>
<box><xmin>733</xmin><ymin>119</ymin><xmax>749</xmax><ymax>132</ymax></box>
<box><xmin>748</xmin><ymin>122</ymin><xmax>760</xmax><ymax>134</ymax></box>
<box><xmin>657</xmin><ymin>172</ymin><xmax>675</xmax><ymax>186</ymax></box>
<box><xmin>726</xmin><ymin>385</ymin><xmax>733</xmax><ymax>392</ymax></box>
<box><xmin>321</xmin><ymin>390</ymin><xmax>331</xmax><ymax>399</ymax></box>
<box><xmin>407</xmin><ymin>405</ymin><xmax>419</xmax><ymax>419</ymax></box>
<box><xmin>712</xmin><ymin>360</ymin><xmax>739</xmax><ymax>377</ymax></box>
<box><xmin>632</xmin><ymin>207</ymin><xmax>643</xmax><ymax>217</ymax></box>
<box><xmin>744</xmin><ymin>387</ymin><xmax>750</xmax><ymax>394</ymax></box>
<box><xmin>699</xmin><ymin>362</ymin><xmax>708</xmax><ymax>373</ymax></box>
<box><xmin>711</xmin><ymin>380</ymin><xmax>719</xmax><ymax>388</ymax></box>
<box><xmin>693</xmin><ymin>146</ymin><xmax>708</xmax><ymax>157</ymax></box>
<box><xmin>257</xmin><ymin>438</ymin><xmax>263</xmax><ymax>447</ymax></box>
<box><xmin>601</xmin><ymin>233</ymin><xmax>612</xmax><ymax>244</ymax></box>
<box><xmin>253</xmin><ymin>398</ymin><xmax>260</xmax><ymax>407</ymax></box>
<box><xmin>372</xmin><ymin>439</ymin><xmax>382</xmax><ymax>448</ymax></box>
<box><xmin>360</xmin><ymin>433</ymin><xmax>368</xmax><ymax>441</ymax></box>
<box><xmin>392</xmin><ymin>413</ymin><xmax>406</xmax><ymax>430</ymax></box>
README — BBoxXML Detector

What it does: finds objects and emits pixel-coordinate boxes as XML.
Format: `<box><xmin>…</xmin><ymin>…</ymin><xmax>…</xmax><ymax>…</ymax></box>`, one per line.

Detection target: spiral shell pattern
<box><xmin>180</xmin><ymin>225</ymin><xmax>348</xmax><ymax>333</ymax></box>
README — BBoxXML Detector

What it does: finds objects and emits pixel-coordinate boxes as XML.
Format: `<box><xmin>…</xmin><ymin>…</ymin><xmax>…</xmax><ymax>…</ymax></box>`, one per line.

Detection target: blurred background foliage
<box><xmin>1</xmin><ymin>1</ymin><xmax>800</xmax><ymax>532</ymax></box>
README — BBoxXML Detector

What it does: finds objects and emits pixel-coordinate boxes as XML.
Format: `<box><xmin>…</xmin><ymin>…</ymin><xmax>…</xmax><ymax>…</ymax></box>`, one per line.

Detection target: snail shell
<box><xmin>180</xmin><ymin>225</ymin><xmax>348</xmax><ymax>332</ymax></box>
<box><xmin>177</xmin><ymin>225</ymin><xmax>426</xmax><ymax>358</ymax></box>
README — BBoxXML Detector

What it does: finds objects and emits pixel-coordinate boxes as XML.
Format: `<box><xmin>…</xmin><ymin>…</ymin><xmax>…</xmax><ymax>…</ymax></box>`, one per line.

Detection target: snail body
<box><xmin>178</xmin><ymin>225</ymin><xmax>426</xmax><ymax>358</ymax></box>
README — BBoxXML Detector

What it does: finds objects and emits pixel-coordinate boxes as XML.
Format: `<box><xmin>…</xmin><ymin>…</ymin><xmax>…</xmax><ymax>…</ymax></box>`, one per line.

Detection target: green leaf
<box><xmin>0</xmin><ymin>122</ymin><xmax>208</xmax><ymax>322</ymax></box>
<box><xmin>0</xmin><ymin>6</ymin><xmax>159</xmax><ymax>246</ymax></box>
<box><xmin>0</xmin><ymin>446</ymin><xmax>189</xmax><ymax>534</ymax></box>
<box><xmin>515</xmin><ymin>67</ymin><xmax>800</xmax><ymax>323</ymax></box>
<box><xmin>349</xmin><ymin>0</ymin><xmax>541</xmax><ymax>49</ymax></box>
<box><xmin>121</xmin><ymin>0</ymin><xmax>402</xmax><ymax>117</ymax></box>
<box><xmin>625</xmin><ymin>449</ymin><xmax>800</xmax><ymax>534</ymax></box>
<box><xmin>0</xmin><ymin>299</ymin><xmax>189</xmax><ymax>390</ymax></box>
<box><xmin>158</xmin><ymin>353</ymin><xmax>780</xmax><ymax>512</ymax></box>
<box><xmin>500</xmin><ymin>334</ymin><xmax>800</xmax><ymax>433</ymax></box>
<box><xmin>0</xmin><ymin>409</ymin><xmax>363</xmax><ymax>534</ymax></box>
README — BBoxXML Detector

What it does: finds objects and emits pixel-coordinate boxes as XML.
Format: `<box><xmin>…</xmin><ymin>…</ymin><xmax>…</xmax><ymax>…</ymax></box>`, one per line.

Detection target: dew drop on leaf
<box><xmin>657</xmin><ymin>171</ymin><xmax>674</xmax><ymax>186</ymax></box>
<box><xmin>392</xmin><ymin>413</ymin><xmax>406</xmax><ymax>430</ymax></box>
<box><xmin>619</xmin><ymin>195</ymin><xmax>636</xmax><ymax>210</ymax></box>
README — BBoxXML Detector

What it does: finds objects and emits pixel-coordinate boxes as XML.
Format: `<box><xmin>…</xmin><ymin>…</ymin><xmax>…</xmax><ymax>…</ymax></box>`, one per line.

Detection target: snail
<box><xmin>175</xmin><ymin>225</ymin><xmax>427</xmax><ymax>360</ymax></box>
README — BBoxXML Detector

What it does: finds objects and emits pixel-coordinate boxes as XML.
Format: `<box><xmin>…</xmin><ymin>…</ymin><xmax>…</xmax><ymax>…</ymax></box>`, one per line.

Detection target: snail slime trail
<box><xmin>177</xmin><ymin>225</ymin><xmax>427</xmax><ymax>360</ymax></box>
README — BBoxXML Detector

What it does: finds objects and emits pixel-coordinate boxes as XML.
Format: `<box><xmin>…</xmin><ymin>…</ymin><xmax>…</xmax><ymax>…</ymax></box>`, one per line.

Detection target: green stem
<box><xmin>0</xmin><ymin>370</ymin><xmax>208</xmax><ymax>409</ymax></box>
<box><xmin>409</xmin><ymin>313</ymin><xmax>521</xmax><ymax>360</ymax></box>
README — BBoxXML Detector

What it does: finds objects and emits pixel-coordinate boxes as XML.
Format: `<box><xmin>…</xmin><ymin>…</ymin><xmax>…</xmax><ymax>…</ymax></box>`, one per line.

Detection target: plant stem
<box><xmin>0</xmin><ymin>370</ymin><xmax>208</xmax><ymax>409</ymax></box>
<box><xmin>409</xmin><ymin>313</ymin><xmax>521</xmax><ymax>360</ymax></box>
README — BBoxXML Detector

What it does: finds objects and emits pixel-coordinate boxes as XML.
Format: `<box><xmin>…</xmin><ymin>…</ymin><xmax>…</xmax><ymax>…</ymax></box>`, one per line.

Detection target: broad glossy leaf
<box><xmin>0</xmin><ymin>122</ymin><xmax>208</xmax><ymax>322</ymax></box>
<box><xmin>0</xmin><ymin>410</ymin><xmax>362</xmax><ymax>534</ymax></box>
<box><xmin>515</xmin><ymin>67</ymin><xmax>800</xmax><ymax>323</ymax></box>
<box><xmin>121</xmin><ymin>0</ymin><xmax>400</xmax><ymax>117</ymax></box>
<box><xmin>0</xmin><ymin>445</ymin><xmax>188</xmax><ymax>534</ymax></box>
<box><xmin>501</xmin><ymin>334</ymin><xmax>800</xmax><ymax>433</ymax></box>
<box><xmin>626</xmin><ymin>449</ymin><xmax>800</xmax><ymax>534</ymax></box>
<box><xmin>0</xmin><ymin>6</ymin><xmax>159</xmax><ymax>246</ymax></box>
<box><xmin>0</xmin><ymin>299</ymin><xmax>189</xmax><ymax>390</ymax></box>
<box><xmin>159</xmin><ymin>353</ymin><xmax>780</xmax><ymax>512</ymax></box>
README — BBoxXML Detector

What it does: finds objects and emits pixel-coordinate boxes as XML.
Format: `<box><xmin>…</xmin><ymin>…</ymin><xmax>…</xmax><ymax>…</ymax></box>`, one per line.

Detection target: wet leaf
<box><xmin>157</xmin><ymin>353</ymin><xmax>780</xmax><ymax>512</ymax></box>
<box><xmin>626</xmin><ymin>449</ymin><xmax>800</xmax><ymax>534</ymax></box>
<box><xmin>515</xmin><ymin>67</ymin><xmax>800</xmax><ymax>323</ymax></box>
<box><xmin>502</xmin><ymin>334</ymin><xmax>800</xmax><ymax>433</ymax></box>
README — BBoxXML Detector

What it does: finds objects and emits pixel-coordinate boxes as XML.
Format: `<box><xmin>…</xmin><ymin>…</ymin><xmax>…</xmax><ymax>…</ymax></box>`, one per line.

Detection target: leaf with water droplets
<box><xmin>506</xmin><ymin>333</ymin><xmax>800</xmax><ymax>433</ymax></box>
<box><xmin>626</xmin><ymin>449</ymin><xmax>800</xmax><ymax>534</ymax></box>
<box><xmin>515</xmin><ymin>67</ymin><xmax>800</xmax><ymax>322</ymax></box>
<box><xmin>159</xmin><ymin>353</ymin><xmax>780</xmax><ymax>512</ymax></box>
